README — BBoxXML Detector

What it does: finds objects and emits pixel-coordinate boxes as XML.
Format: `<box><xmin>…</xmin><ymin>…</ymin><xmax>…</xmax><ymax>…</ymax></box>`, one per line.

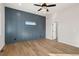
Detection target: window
<box><xmin>25</xmin><ymin>21</ymin><xmax>36</xmax><ymax>25</ymax></box>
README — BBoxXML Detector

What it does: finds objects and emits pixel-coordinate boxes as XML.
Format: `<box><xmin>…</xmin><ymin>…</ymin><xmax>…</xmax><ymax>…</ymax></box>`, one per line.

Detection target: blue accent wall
<box><xmin>5</xmin><ymin>7</ymin><xmax>46</xmax><ymax>44</ymax></box>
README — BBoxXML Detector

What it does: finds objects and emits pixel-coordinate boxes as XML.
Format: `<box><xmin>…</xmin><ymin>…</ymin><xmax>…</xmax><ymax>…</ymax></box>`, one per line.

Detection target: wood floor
<box><xmin>0</xmin><ymin>39</ymin><xmax>79</xmax><ymax>56</ymax></box>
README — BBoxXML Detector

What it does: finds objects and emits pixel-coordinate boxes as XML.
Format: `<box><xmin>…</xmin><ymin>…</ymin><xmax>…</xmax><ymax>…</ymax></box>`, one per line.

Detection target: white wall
<box><xmin>0</xmin><ymin>4</ymin><xmax>5</xmax><ymax>51</ymax></box>
<box><xmin>46</xmin><ymin>4</ymin><xmax>79</xmax><ymax>47</ymax></box>
<box><xmin>46</xmin><ymin>14</ymin><xmax>53</xmax><ymax>39</ymax></box>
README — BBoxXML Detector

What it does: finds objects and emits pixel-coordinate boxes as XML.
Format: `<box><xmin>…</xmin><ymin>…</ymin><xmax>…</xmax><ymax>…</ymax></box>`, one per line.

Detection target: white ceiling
<box><xmin>4</xmin><ymin>3</ymin><xmax>79</xmax><ymax>16</ymax></box>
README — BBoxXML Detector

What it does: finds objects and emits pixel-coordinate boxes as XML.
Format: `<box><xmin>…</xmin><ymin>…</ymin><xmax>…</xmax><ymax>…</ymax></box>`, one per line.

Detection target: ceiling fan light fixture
<box><xmin>42</xmin><ymin>6</ymin><xmax>47</xmax><ymax>9</ymax></box>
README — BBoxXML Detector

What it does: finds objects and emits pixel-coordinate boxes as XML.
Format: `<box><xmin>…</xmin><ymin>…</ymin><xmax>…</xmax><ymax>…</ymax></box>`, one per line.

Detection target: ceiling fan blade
<box><xmin>38</xmin><ymin>8</ymin><xmax>42</xmax><ymax>11</ymax></box>
<box><xmin>47</xmin><ymin>4</ymin><xmax>56</xmax><ymax>7</ymax></box>
<box><xmin>46</xmin><ymin>9</ymin><xmax>49</xmax><ymax>12</ymax></box>
<box><xmin>34</xmin><ymin>4</ymin><xmax>42</xmax><ymax>7</ymax></box>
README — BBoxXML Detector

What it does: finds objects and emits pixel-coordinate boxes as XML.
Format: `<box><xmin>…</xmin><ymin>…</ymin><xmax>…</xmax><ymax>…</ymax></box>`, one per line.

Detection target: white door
<box><xmin>52</xmin><ymin>22</ymin><xmax>57</xmax><ymax>40</ymax></box>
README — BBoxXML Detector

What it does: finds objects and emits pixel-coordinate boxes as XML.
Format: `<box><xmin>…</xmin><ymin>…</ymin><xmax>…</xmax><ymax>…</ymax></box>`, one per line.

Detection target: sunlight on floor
<box><xmin>48</xmin><ymin>53</ymin><xmax>71</xmax><ymax>56</ymax></box>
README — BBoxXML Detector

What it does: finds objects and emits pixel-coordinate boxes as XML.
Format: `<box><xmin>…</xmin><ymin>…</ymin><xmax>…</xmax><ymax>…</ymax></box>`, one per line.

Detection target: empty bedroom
<box><xmin>0</xmin><ymin>3</ymin><xmax>79</xmax><ymax>56</ymax></box>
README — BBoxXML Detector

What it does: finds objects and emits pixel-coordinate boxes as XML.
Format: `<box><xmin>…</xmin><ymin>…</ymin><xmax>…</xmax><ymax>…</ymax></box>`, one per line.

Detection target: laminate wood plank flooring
<box><xmin>0</xmin><ymin>39</ymin><xmax>79</xmax><ymax>56</ymax></box>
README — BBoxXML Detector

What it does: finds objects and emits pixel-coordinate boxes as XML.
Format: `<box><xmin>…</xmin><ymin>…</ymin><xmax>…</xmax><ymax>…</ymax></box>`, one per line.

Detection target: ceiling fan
<box><xmin>34</xmin><ymin>3</ymin><xmax>56</xmax><ymax>12</ymax></box>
